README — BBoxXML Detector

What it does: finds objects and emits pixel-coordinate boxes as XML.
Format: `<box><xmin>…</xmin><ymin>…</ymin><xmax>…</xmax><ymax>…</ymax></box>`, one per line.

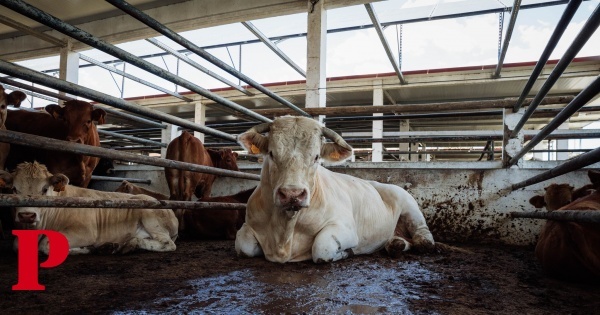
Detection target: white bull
<box><xmin>235</xmin><ymin>116</ymin><xmax>435</xmax><ymax>263</ymax></box>
<box><xmin>7</xmin><ymin>161</ymin><xmax>178</xmax><ymax>255</ymax></box>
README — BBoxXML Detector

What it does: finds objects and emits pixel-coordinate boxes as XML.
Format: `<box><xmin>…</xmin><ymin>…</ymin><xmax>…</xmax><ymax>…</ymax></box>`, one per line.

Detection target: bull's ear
<box><xmin>92</xmin><ymin>108</ymin><xmax>106</xmax><ymax>125</ymax></box>
<box><xmin>0</xmin><ymin>170</ymin><xmax>14</xmax><ymax>189</ymax></box>
<box><xmin>321</xmin><ymin>143</ymin><xmax>353</xmax><ymax>163</ymax></box>
<box><xmin>7</xmin><ymin>91</ymin><xmax>26</xmax><ymax>107</ymax></box>
<box><xmin>238</xmin><ymin>131</ymin><xmax>268</xmax><ymax>155</ymax></box>
<box><xmin>45</xmin><ymin>104</ymin><xmax>64</xmax><ymax>120</ymax></box>
<box><xmin>529</xmin><ymin>195</ymin><xmax>546</xmax><ymax>208</ymax></box>
<box><xmin>48</xmin><ymin>174</ymin><xmax>69</xmax><ymax>192</ymax></box>
<box><xmin>588</xmin><ymin>170</ymin><xmax>600</xmax><ymax>186</ymax></box>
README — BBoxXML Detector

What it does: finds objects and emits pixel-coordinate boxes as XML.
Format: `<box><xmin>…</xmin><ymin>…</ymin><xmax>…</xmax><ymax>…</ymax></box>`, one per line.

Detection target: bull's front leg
<box><xmin>312</xmin><ymin>224</ymin><xmax>358</xmax><ymax>263</ymax></box>
<box><xmin>235</xmin><ymin>223</ymin><xmax>263</xmax><ymax>257</ymax></box>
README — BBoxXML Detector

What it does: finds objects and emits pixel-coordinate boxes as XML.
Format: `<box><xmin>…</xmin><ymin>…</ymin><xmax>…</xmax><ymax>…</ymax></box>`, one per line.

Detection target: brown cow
<box><xmin>530</xmin><ymin>170</ymin><xmax>600</xmax><ymax>282</ymax></box>
<box><xmin>184</xmin><ymin>187</ymin><xmax>255</xmax><ymax>240</ymax></box>
<box><xmin>0</xmin><ymin>86</ymin><xmax>26</xmax><ymax>170</ymax></box>
<box><xmin>5</xmin><ymin>100</ymin><xmax>105</xmax><ymax>187</ymax></box>
<box><xmin>115</xmin><ymin>180</ymin><xmax>169</xmax><ymax>200</ymax></box>
<box><xmin>165</xmin><ymin>131</ymin><xmax>239</xmax><ymax>230</ymax></box>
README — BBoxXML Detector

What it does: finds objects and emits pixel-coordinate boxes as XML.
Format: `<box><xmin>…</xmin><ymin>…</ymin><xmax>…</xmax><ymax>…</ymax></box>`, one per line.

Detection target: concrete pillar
<box><xmin>59</xmin><ymin>39</ymin><xmax>79</xmax><ymax>103</ymax></box>
<box><xmin>193</xmin><ymin>101</ymin><xmax>206</xmax><ymax>143</ymax></box>
<box><xmin>372</xmin><ymin>80</ymin><xmax>383</xmax><ymax>162</ymax></box>
<box><xmin>306</xmin><ymin>0</ymin><xmax>326</xmax><ymax>122</ymax></box>
<box><xmin>161</xmin><ymin>124</ymin><xmax>182</xmax><ymax>158</ymax></box>
<box><xmin>503</xmin><ymin>108</ymin><xmax>525</xmax><ymax>167</ymax></box>
<box><xmin>399</xmin><ymin>120</ymin><xmax>409</xmax><ymax>161</ymax></box>
<box><xmin>556</xmin><ymin>122</ymin><xmax>569</xmax><ymax>160</ymax></box>
<box><xmin>410</xmin><ymin>142</ymin><xmax>419</xmax><ymax>161</ymax></box>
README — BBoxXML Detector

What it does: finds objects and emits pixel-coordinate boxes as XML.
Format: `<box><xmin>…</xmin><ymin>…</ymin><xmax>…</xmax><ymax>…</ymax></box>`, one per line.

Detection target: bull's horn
<box><xmin>322</xmin><ymin>127</ymin><xmax>352</xmax><ymax>151</ymax></box>
<box><xmin>248</xmin><ymin>122</ymin><xmax>272</xmax><ymax>134</ymax></box>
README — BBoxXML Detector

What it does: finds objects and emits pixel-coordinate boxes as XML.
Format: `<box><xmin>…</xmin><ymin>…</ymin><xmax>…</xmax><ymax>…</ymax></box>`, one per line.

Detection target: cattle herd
<box><xmin>0</xmin><ymin>94</ymin><xmax>597</xmax><ymax>283</ymax></box>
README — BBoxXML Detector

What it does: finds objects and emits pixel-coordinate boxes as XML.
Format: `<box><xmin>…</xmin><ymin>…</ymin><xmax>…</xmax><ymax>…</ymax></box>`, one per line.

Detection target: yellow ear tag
<box><xmin>250</xmin><ymin>144</ymin><xmax>260</xmax><ymax>154</ymax></box>
<box><xmin>329</xmin><ymin>151</ymin><xmax>341</xmax><ymax>160</ymax></box>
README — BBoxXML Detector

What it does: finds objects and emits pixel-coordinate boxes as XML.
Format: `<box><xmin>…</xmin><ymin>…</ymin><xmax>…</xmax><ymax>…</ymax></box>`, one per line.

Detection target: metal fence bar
<box><xmin>109</xmin><ymin>145</ymin><xmax>161</xmax><ymax>151</ymax></box>
<box><xmin>0</xmin><ymin>129</ymin><xmax>260</xmax><ymax>181</ymax></box>
<box><xmin>510</xmin><ymin>210</ymin><xmax>600</xmax><ymax>223</ymax></box>
<box><xmin>510</xmin><ymin>3</ymin><xmax>600</xmax><ymax>137</ymax></box>
<box><xmin>511</xmin><ymin>146</ymin><xmax>600</xmax><ymax>190</ymax></box>
<box><xmin>0</xmin><ymin>0</ymin><xmax>271</xmax><ymax>123</ymax></box>
<box><xmin>79</xmin><ymin>54</ymin><xmax>192</xmax><ymax>102</ymax></box>
<box><xmin>97</xmin><ymin>129</ymin><xmax>167</xmax><ymax>147</ymax></box>
<box><xmin>90</xmin><ymin>175</ymin><xmax>151</xmax><ymax>184</ymax></box>
<box><xmin>105</xmin><ymin>0</ymin><xmax>309</xmax><ymax>118</ymax></box>
<box><xmin>145</xmin><ymin>38</ymin><xmax>253</xmax><ymax>96</ymax></box>
<box><xmin>0</xmin><ymin>60</ymin><xmax>236</xmax><ymax>141</ymax></box>
<box><xmin>513</xmin><ymin>0</ymin><xmax>583</xmax><ymax>112</ymax></box>
<box><xmin>0</xmin><ymin>77</ymin><xmax>167</xmax><ymax>128</ymax></box>
<box><xmin>0</xmin><ymin>194</ymin><xmax>246</xmax><ymax>210</ymax></box>
<box><xmin>324</xmin><ymin>110</ymin><xmax>504</xmax><ymax>122</ymax></box>
<box><xmin>508</xmin><ymin>75</ymin><xmax>600</xmax><ymax>166</ymax></box>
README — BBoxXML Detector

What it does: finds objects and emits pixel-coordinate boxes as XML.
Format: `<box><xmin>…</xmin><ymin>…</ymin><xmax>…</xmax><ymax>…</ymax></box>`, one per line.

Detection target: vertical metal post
<box><xmin>493</xmin><ymin>0</ymin><xmax>522</xmax><ymax>78</ymax></box>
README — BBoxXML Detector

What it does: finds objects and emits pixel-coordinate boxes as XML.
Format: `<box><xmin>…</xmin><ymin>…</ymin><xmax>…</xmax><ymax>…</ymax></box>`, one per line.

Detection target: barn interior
<box><xmin>0</xmin><ymin>0</ymin><xmax>599</xmax><ymax>313</ymax></box>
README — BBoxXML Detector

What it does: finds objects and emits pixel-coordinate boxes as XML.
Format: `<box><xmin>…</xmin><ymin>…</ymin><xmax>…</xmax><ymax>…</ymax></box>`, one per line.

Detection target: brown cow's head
<box><xmin>9</xmin><ymin>162</ymin><xmax>69</xmax><ymax>226</ymax></box>
<box><xmin>238</xmin><ymin>116</ymin><xmax>352</xmax><ymax>212</ymax></box>
<box><xmin>207</xmin><ymin>148</ymin><xmax>239</xmax><ymax>172</ymax></box>
<box><xmin>0</xmin><ymin>86</ymin><xmax>26</xmax><ymax>126</ymax></box>
<box><xmin>529</xmin><ymin>183</ymin><xmax>574</xmax><ymax>211</ymax></box>
<box><xmin>45</xmin><ymin>100</ymin><xmax>106</xmax><ymax>144</ymax></box>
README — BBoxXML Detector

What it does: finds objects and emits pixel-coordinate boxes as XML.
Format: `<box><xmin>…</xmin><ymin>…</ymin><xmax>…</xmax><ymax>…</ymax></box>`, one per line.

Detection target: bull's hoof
<box><xmin>117</xmin><ymin>238</ymin><xmax>139</xmax><ymax>254</ymax></box>
<box><xmin>385</xmin><ymin>237</ymin><xmax>411</xmax><ymax>258</ymax></box>
<box><xmin>94</xmin><ymin>243</ymin><xmax>120</xmax><ymax>255</ymax></box>
<box><xmin>412</xmin><ymin>238</ymin><xmax>436</xmax><ymax>254</ymax></box>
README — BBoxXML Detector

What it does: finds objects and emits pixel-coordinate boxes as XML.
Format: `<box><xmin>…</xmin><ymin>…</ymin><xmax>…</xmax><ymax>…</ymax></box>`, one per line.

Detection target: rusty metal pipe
<box><xmin>511</xmin><ymin>146</ymin><xmax>600</xmax><ymax>190</ymax></box>
<box><xmin>0</xmin><ymin>194</ymin><xmax>246</xmax><ymax>210</ymax></box>
<box><xmin>0</xmin><ymin>129</ymin><xmax>260</xmax><ymax>181</ymax></box>
<box><xmin>90</xmin><ymin>176</ymin><xmax>151</xmax><ymax>184</ymax></box>
<box><xmin>510</xmin><ymin>210</ymin><xmax>600</xmax><ymax>223</ymax></box>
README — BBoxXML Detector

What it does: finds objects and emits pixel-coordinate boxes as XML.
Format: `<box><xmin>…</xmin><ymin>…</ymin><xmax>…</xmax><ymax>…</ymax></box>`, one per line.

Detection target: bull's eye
<box><xmin>314</xmin><ymin>155</ymin><xmax>320</xmax><ymax>163</ymax></box>
<box><xmin>12</xmin><ymin>187</ymin><xmax>17</xmax><ymax>194</ymax></box>
<box><xmin>0</xmin><ymin>105</ymin><xmax>5</xmax><ymax>109</ymax></box>
<box><xmin>42</xmin><ymin>187</ymin><xmax>48</xmax><ymax>194</ymax></box>
<box><xmin>269</xmin><ymin>151</ymin><xmax>274</xmax><ymax>159</ymax></box>
<box><xmin>87</xmin><ymin>120</ymin><xmax>91</xmax><ymax>124</ymax></box>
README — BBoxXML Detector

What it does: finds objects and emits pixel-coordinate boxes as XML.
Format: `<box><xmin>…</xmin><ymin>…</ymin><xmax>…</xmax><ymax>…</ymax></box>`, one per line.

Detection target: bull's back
<box><xmin>535</xmin><ymin>192</ymin><xmax>600</xmax><ymax>281</ymax></box>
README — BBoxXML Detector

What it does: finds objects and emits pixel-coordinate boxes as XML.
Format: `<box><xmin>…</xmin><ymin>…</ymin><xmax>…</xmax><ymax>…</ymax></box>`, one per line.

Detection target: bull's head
<box><xmin>238</xmin><ymin>116</ymin><xmax>352</xmax><ymax>212</ymax></box>
<box><xmin>46</xmin><ymin>100</ymin><xmax>106</xmax><ymax>144</ymax></box>
<box><xmin>0</xmin><ymin>86</ymin><xmax>26</xmax><ymax>126</ymax></box>
<box><xmin>9</xmin><ymin>162</ymin><xmax>69</xmax><ymax>226</ymax></box>
<box><xmin>208</xmin><ymin>148</ymin><xmax>239</xmax><ymax>171</ymax></box>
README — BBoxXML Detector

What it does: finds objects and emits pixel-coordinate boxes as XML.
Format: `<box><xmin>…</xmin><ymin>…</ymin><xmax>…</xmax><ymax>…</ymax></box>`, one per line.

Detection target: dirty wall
<box><xmin>90</xmin><ymin>161</ymin><xmax>598</xmax><ymax>246</ymax></box>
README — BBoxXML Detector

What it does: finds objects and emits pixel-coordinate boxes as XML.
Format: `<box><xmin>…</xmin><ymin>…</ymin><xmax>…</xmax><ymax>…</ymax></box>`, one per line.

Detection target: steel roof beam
<box><xmin>510</xmin><ymin>3</ymin><xmax>600</xmax><ymax>138</ymax></box>
<box><xmin>241</xmin><ymin>21</ymin><xmax>306</xmax><ymax>78</ymax></box>
<box><xmin>493</xmin><ymin>0</ymin><xmax>522</xmax><ymax>78</ymax></box>
<box><xmin>79</xmin><ymin>54</ymin><xmax>192</xmax><ymax>102</ymax></box>
<box><xmin>0</xmin><ymin>14</ymin><xmax>65</xmax><ymax>47</ymax></box>
<box><xmin>146</xmin><ymin>38</ymin><xmax>253</xmax><ymax>96</ymax></box>
<box><xmin>364</xmin><ymin>3</ymin><xmax>406</xmax><ymax>84</ymax></box>
<box><xmin>105</xmin><ymin>0</ymin><xmax>309</xmax><ymax>118</ymax></box>
<box><xmin>0</xmin><ymin>0</ymin><xmax>271</xmax><ymax>123</ymax></box>
<box><xmin>513</xmin><ymin>0</ymin><xmax>583</xmax><ymax>112</ymax></box>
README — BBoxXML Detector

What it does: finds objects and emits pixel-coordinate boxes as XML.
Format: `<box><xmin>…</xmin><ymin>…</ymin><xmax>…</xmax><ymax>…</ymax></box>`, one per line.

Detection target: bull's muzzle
<box><xmin>17</xmin><ymin>212</ymin><xmax>37</xmax><ymax>224</ymax></box>
<box><xmin>277</xmin><ymin>187</ymin><xmax>308</xmax><ymax>211</ymax></box>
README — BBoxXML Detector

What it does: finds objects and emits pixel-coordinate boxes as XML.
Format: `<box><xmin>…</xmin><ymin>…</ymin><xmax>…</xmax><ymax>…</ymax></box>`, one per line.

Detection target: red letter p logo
<box><xmin>12</xmin><ymin>230</ymin><xmax>69</xmax><ymax>291</ymax></box>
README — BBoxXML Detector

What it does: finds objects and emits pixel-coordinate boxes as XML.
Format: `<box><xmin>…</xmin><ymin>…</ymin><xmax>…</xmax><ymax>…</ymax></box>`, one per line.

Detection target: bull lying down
<box><xmin>5</xmin><ymin>162</ymin><xmax>178</xmax><ymax>255</ymax></box>
<box><xmin>235</xmin><ymin>116</ymin><xmax>436</xmax><ymax>263</ymax></box>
